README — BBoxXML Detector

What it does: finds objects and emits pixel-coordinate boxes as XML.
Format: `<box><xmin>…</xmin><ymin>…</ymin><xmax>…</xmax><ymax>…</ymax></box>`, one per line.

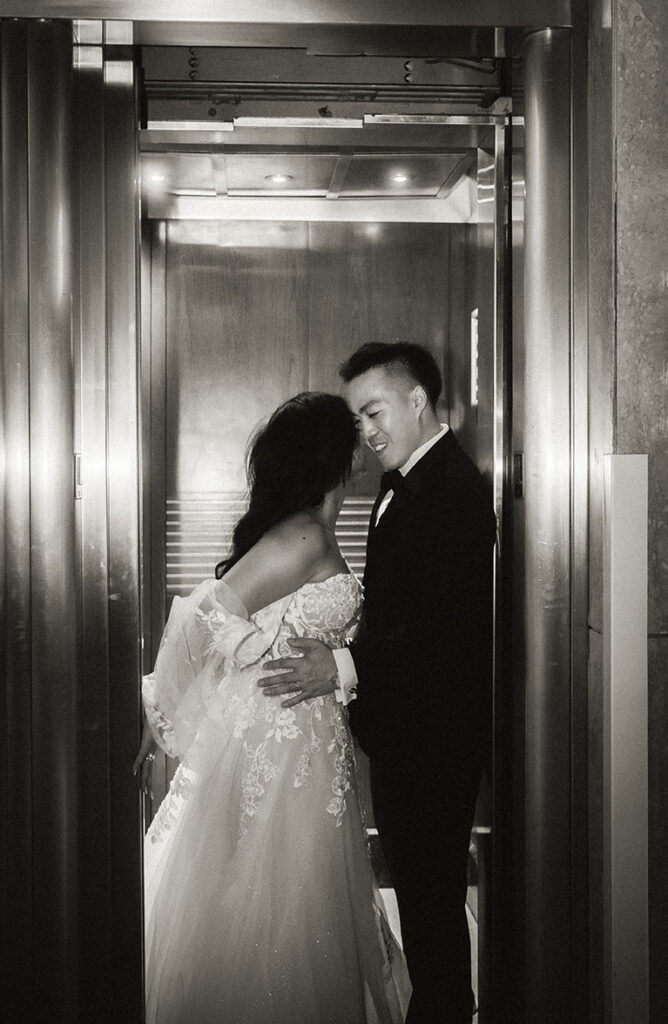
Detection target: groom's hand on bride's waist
<box><xmin>258</xmin><ymin>638</ymin><xmax>339</xmax><ymax>708</ymax></box>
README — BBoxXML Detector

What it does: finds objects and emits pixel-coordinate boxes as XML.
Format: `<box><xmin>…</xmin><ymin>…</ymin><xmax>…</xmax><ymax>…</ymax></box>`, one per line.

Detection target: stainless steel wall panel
<box><xmin>147</xmin><ymin>221</ymin><xmax>167</xmax><ymax>663</ymax></box>
<box><xmin>522</xmin><ymin>27</ymin><xmax>573</xmax><ymax>1023</ymax></box>
<box><xmin>25</xmin><ymin>21</ymin><xmax>78</xmax><ymax>1020</ymax></box>
<box><xmin>489</xmin><ymin>119</ymin><xmax>516</xmax><ymax>1024</ymax></box>
<box><xmin>1</xmin><ymin>18</ymin><xmax>79</xmax><ymax>1023</ymax></box>
<box><xmin>73</xmin><ymin>55</ymin><xmax>113</xmax><ymax>1017</ymax></box>
<box><xmin>0</xmin><ymin>1</ymin><xmax>574</xmax><ymax>28</ymax></box>
<box><xmin>568</xmin><ymin>7</ymin><xmax>590</xmax><ymax>1017</ymax></box>
<box><xmin>103</xmin><ymin>60</ymin><xmax>144</xmax><ymax>1018</ymax></box>
<box><xmin>0</xmin><ymin>20</ymin><xmax>33</xmax><ymax>1019</ymax></box>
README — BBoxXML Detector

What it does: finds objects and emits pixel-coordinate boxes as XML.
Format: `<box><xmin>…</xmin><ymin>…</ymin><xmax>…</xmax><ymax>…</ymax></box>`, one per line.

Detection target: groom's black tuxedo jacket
<box><xmin>348</xmin><ymin>430</ymin><xmax>496</xmax><ymax>771</ymax></box>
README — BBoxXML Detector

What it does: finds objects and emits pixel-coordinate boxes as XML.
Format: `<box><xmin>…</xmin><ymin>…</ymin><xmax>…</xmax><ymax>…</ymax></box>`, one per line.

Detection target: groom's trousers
<box><xmin>370</xmin><ymin>754</ymin><xmax>481</xmax><ymax>1024</ymax></box>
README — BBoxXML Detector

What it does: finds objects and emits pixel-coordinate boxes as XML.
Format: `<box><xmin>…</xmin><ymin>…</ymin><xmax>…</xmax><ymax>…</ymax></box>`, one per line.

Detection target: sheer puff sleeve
<box><xmin>141</xmin><ymin>578</ymin><xmax>292</xmax><ymax>764</ymax></box>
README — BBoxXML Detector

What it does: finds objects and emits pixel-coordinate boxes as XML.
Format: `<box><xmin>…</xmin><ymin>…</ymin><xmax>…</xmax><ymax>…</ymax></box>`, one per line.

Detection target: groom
<box><xmin>260</xmin><ymin>342</ymin><xmax>496</xmax><ymax>1023</ymax></box>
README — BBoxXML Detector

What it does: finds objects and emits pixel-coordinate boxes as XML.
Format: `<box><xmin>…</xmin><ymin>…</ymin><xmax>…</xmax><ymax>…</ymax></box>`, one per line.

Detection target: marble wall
<box><xmin>588</xmin><ymin>0</ymin><xmax>668</xmax><ymax>1019</ymax></box>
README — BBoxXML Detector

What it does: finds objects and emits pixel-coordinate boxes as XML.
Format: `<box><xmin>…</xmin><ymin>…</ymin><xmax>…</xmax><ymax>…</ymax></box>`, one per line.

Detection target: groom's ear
<box><xmin>412</xmin><ymin>384</ymin><xmax>428</xmax><ymax>417</ymax></box>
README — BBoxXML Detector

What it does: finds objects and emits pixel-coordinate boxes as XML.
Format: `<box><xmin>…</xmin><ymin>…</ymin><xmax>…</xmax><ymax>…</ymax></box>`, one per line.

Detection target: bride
<box><xmin>133</xmin><ymin>392</ymin><xmax>410</xmax><ymax>1024</ymax></box>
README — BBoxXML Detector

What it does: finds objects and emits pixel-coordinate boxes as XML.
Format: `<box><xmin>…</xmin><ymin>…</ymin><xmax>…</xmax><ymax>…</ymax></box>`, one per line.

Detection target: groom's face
<box><xmin>344</xmin><ymin>366</ymin><xmax>424</xmax><ymax>472</ymax></box>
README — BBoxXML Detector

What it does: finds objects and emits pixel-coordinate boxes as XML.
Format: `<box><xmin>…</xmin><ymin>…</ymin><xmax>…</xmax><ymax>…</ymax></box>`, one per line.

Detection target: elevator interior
<box><xmin>138</xmin><ymin>37</ymin><xmax>521</xmax><ymax>1024</ymax></box>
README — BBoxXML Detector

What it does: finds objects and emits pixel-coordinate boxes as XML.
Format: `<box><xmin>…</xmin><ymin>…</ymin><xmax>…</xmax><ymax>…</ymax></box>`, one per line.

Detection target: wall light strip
<box><xmin>146</xmin><ymin>120</ymin><xmax>235</xmax><ymax>132</ymax></box>
<box><xmin>234</xmin><ymin>117</ymin><xmax>364</xmax><ymax>129</ymax></box>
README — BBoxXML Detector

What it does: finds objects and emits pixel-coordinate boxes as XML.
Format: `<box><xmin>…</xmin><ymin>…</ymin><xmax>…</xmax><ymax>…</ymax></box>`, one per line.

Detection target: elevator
<box><xmin>0</xmin><ymin>6</ymin><xmax>596</xmax><ymax>1024</ymax></box>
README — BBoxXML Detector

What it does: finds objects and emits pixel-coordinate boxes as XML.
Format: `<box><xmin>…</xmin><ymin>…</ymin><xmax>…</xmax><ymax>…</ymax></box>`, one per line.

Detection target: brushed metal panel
<box><xmin>140</xmin><ymin>122</ymin><xmax>498</xmax><ymax>154</ymax></box>
<box><xmin>164</xmin><ymin>219</ymin><xmax>309</xmax><ymax>494</ymax></box>
<box><xmin>569</xmin><ymin>7</ymin><xmax>590</xmax><ymax>1016</ymax></box>
<box><xmin>0</xmin><ymin>19</ymin><xmax>33</xmax><ymax>1019</ymax></box>
<box><xmin>146</xmin><ymin>221</ymin><xmax>167</xmax><ymax>663</ymax></box>
<box><xmin>603</xmin><ymin>455</ymin><xmax>649</xmax><ymax>1024</ymax></box>
<box><xmin>0</xmin><ymin>1</ymin><xmax>573</xmax><ymax>27</ymax></box>
<box><xmin>73</xmin><ymin>56</ymin><xmax>114</xmax><ymax>1016</ymax></box>
<box><xmin>523</xmin><ymin>27</ymin><xmax>572</xmax><ymax>1022</ymax></box>
<box><xmin>103</xmin><ymin>60</ymin><xmax>144</xmax><ymax>1017</ymax></box>
<box><xmin>25</xmin><ymin>20</ymin><xmax>79</xmax><ymax>1022</ymax></box>
<box><xmin>147</xmin><ymin>187</ymin><xmax>476</xmax><ymax>222</ymax></box>
<box><xmin>486</xmin><ymin>121</ymin><xmax>513</xmax><ymax>1024</ymax></box>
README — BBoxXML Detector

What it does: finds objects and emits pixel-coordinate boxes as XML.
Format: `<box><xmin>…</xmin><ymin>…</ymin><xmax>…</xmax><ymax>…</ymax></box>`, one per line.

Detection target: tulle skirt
<box><xmin>144</xmin><ymin>695</ymin><xmax>410</xmax><ymax>1024</ymax></box>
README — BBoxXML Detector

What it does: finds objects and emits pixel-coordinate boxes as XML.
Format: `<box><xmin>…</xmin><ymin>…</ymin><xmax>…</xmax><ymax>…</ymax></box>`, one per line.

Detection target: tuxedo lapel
<box><xmin>363</xmin><ymin>435</ymin><xmax>449</xmax><ymax>586</ymax></box>
<box><xmin>368</xmin><ymin>432</ymin><xmax>455</xmax><ymax>528</ymax></box>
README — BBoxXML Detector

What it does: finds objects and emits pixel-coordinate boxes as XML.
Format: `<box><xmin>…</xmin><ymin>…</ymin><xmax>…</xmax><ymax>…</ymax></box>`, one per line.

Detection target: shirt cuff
<box><xmin>332</xmin><ymin>647</ymin><xmax>359</xmax><ymax>706</ymax></box>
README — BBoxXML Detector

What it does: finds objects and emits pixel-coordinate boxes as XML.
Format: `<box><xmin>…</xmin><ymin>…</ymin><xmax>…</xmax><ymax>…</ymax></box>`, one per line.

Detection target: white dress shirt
<box><xmin>333</xmin><ymin>424</ymin><xmax>449</xmax><ymax>704</ymax></box>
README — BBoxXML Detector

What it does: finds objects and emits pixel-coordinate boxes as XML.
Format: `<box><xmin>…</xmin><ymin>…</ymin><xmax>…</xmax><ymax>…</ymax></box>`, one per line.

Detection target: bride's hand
<box><xmin>132</xmin><ymin>720</ymin><xmax>158</xmax><ymax>797</ymax></box>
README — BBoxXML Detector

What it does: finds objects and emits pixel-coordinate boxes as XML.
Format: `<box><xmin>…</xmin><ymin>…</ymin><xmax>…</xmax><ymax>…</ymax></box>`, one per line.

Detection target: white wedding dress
<box><xmin>142</xmin><ymin>571</ymin><xmax>410</xmax><ymax>1024</ymax></box>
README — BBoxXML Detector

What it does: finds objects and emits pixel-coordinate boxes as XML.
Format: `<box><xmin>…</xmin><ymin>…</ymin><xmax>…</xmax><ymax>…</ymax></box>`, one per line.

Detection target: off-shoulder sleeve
<box><xmin>141</xmin><ymin>578</ymin><xmax>292</xmax><ymax>760</ymax></box>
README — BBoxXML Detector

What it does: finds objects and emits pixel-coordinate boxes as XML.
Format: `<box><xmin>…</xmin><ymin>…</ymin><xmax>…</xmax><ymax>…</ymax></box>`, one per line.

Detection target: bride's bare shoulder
<box><xmin>222</xmin><ymin>516</ymin><xmax>329</xmax><ymax>614</ymax></box>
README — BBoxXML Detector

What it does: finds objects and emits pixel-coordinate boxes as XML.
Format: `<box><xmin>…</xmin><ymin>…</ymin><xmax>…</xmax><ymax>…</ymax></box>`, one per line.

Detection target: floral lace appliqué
<box><xmin>240</xmin><ymin>741</ymin><xmax>278</xmax><ymax>833</ymax></box>
<box><xmin>293</xmin><ymin>697</ymin><xmax>325</xmax><ymax>789</ymax></box>
<box><xmin>326</xmin><ymin>709</ymin><xmax>355</xmax><ymax>827</ymax></box>
<box><xmin>150</xmin><ymin>765</ymin><xmax>195</xmax><ymax>845</ymax></box>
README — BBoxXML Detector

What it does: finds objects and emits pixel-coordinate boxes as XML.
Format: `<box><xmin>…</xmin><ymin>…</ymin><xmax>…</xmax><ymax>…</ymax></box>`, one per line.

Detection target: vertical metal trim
<box><xmin>25</xmin><ymin>20</ymin><xmax>79</xmax><ymax>1022</ymax></box>
<box><xmin>492</xmin><ymin>122</ymin><xmax>510</xmax><ymax>535</ymax></box>
<box><xmin>74</xmin><ymin>51</ymin><xmax>114</xmax><ymax>1017</ymax></box>
<box><xmin>103</xmin><ymin>59</ymin><xmax>144</xmax><ymax>1018</ymax></box>
<box><xmin>568</xmin><ymin>8</ymin><xmax>591</xmax><ymax>1019</ymax></box>
<box><xmin>490</xmin><ymin>114</ymin><xmax>516</xmax><ymax>1024</ymax></box>
<box><xmin>148</xmin><ymin>220</ymin><xmax>167</xmax><ymax>663</ymax></box>
<box><xmin>603</xmin><ymin>455</ymin><xmax>649</xmax><ymax>1024</ymax></box>
<box><xmin>523</xmin><ymin>27</ymin><xmax>573</xmax><ymax>1023</ymax></box>
<box><xmin>0</xmin><ymin>19</ymin><xmax>33</xmax><ymax>1019</ymax></box>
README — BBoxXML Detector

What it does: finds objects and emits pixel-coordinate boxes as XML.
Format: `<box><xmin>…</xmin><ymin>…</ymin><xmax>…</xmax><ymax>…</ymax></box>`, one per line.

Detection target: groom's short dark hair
<box><xmin>339</xmin><ymin>342</ymin><xmax>442</xmax><ymax>407</ymax></box>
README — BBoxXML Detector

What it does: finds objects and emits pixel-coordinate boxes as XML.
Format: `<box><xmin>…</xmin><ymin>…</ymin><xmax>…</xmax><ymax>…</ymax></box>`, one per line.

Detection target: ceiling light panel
<box><xmin>342</xmin><ymin>153</ymin><xmax>466</xmax><ymax>197</ymax></box>
<box><xmin>224</xmin><ymin>153</ymin><xmax>336</xmax><ymax>193</ymax></box>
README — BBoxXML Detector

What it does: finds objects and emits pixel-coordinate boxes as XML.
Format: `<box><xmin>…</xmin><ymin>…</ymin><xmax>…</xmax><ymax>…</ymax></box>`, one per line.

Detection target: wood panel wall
<box><xmin>162</xmin><ymin>219</ymin><xmax>461</xmax><ymax>499</ymax></box>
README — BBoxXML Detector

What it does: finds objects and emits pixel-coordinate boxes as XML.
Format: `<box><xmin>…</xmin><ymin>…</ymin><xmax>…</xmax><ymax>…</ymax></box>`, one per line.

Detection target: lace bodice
<box><xmin>276</xmin><ymin>570</ymin><xmax>362</xmax><ymax>651</ymax></box>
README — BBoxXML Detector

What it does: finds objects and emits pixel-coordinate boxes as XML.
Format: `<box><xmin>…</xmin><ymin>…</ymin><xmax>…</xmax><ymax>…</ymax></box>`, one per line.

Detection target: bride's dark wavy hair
<box><xmin>215</xmin><ymin>392</ymin><xmax>357</xmax><ymax>577</ymax></box>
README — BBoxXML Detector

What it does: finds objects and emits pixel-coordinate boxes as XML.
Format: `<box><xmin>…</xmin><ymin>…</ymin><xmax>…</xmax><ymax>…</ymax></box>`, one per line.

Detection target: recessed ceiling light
<box><xmin>265</xmin><ymin>174</ymin><xmax>294</xmax><ymax>184</ymax></box>
<box><xmin>150</xmin><ymin>173</ymin><xmax>166</xmax><ymax>182</ymax></box>
<box><xmin>392</xmin><ymin>172</ymin><xmax>411</xmax><ymax>184</ymax></box>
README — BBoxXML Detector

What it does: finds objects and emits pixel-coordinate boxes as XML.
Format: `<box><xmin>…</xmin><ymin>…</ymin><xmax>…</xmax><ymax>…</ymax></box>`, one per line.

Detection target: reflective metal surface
<box><xmin>1</xmin><ymin>18</ymin><xmax>78</xmax><ymax>1023</ymax></box>
<box><xmin>0</xmin><ymin>1</ymin><xmax>574</xmax><ymax>27</ymax></box>
<box><xmin>1</xmin><ymin>20</ymin><xmax>33</xmax><ymax>1020</ymax></box>
<box><xmin>147</xmin><ymin>189</ymin><xmax>476</xmax><ymax>222</ymax></box>
<box><xmin>522</xmin><ymin>27</ymin><xmax>573</xmax><ymax>1023</ymax></box>
<box><xmin>73</xmin><ymin>49</ymin><xmax>113</xmax><ymax>1017</ymax></box>
<box><xmin>569</xmin><ymin>8</ymin><xmax>590</xmax><ymax>1016</ymax></box>
<box><xmin>103</xmin><ymin>58</ymin><xmax>144</xmax><ymax>1018</ymax></box>
<box><xmin>27</xmin><ymin>23</ymin><xmax>78</xmax><ymax>1018</ymax></box>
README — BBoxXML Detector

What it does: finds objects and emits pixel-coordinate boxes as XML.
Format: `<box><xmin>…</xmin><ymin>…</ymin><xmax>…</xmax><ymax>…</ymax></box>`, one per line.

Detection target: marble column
<box><xmin>588</xmin><ymin>0</ymin><xmax>668</xmax><ymax>1020</ymax></box>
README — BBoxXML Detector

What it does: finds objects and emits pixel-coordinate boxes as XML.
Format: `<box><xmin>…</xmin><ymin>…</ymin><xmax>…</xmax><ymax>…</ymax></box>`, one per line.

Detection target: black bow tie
<box><xmin>379</xmin><ymin>469</ymin><xmax>405</xmax><ymax>497</ymax></box>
